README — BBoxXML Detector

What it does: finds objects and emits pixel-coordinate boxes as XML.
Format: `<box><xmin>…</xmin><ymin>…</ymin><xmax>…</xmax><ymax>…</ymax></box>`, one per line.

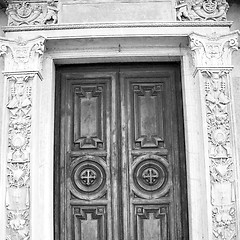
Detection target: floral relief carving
<box><xmin>205</xmin><ymin>71</ymin><xmax>236</xmax><ymax>239</ymax></box>
<box><xmin>5</xmin><ymin>74</ymin><xmax>33</xmax><ymax>240</ymax></box>
<box><xmin>176</xmin><ymin>0</ymin><xmax>229</xmax><ymax>21</ymax></box>
<box><xmin>7</xmin><ymin>211</ymin><xmax>30</xmax><ymax>240</ymax></box>
<box><xmin>6</xmin><ymin>0</ymin><xmax>58</xmax><ymax>26</ymax></box>
<box><xmin>0</xmin><ymin>36</ymin><xmax>45</xmax><ymax>240</ymax></box>
<box><xmin>190</xmin><ymin>32</ymin><xmax>239</xmax><ymax>239</ymax></box>
<box><xmin>212</xmin><ymin>206</ymin><xmax>236</xmax><ymax>239</ymax></box>
<box><xmin>7</xmin><ymin>163</ymin><xmax>30</xmax><ymax>188</ymax></box>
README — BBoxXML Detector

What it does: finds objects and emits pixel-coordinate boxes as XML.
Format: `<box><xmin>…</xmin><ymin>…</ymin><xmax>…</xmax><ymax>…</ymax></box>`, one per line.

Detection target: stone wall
<box><xmin>59</xmin><ymin>0</ymin><xmax>174</xmax><ymax>23</ymax></box>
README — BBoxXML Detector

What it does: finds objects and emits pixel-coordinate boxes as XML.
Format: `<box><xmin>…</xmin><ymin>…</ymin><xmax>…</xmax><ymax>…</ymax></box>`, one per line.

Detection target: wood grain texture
<box><xmin>55</xmin><ymin>63</ymin><xmax>189</xmax><ymax>240</ymax></box>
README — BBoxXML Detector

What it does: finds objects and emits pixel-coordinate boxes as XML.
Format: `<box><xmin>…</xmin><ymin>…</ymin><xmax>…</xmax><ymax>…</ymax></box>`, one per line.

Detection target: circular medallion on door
<box><xmin>132</xmin><ymin>154</ymin><xmax>170</xmax><ymax>199</ymax></box>
<box><xmin>70</xmin><ymin>155</ymin><xmax>107</xmax><ymax>200</ymax></box>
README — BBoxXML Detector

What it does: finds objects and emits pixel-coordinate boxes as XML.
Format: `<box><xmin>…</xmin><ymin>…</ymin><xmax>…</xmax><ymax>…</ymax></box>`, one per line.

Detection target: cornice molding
<box><xmin>2</xmin><ymin>21</ymin><xmax>233</xmax><ymax>32</ymax></box>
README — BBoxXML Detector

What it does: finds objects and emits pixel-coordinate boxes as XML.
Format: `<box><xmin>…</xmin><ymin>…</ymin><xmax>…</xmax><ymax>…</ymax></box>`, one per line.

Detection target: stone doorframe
<box><xmin>0</xmin><ymin>28</ymin><xmax>239</xmax><ymax>240</ymax></box>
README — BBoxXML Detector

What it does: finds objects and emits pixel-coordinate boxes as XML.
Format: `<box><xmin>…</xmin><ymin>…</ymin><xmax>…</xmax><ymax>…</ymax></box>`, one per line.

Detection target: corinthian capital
<box><xmin>0</xmin><ymin>36</ymin><xmax>45</xmax><ymax>72</ymax></box>
<box><xmin>189</xmin><ymin>31</ymin><xmax>239</xmax><ymax>68</ymax></box>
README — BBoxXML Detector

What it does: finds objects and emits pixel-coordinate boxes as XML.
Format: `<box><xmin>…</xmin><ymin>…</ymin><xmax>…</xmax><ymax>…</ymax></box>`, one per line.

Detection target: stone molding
<box><xmin>190</xmin><ymin>31</ymin><xmax>239</xmax><ymax>240</ymax></box>
<box><xmin>2</xmin><ymin>21</ymin><xmax>233</xmax><ymax>33</ymax></box>
<box><xmin>0</xmin><ymin>36</ymin><xmax>45</xmax><ymax>240</ymax></box>
<box><xmin>176</xmin><ymin>0</ymin><xmax>229</xmax><ymax>21</ymax></box>
<box><xmin>6</xmin><ymin>0</ymin><xmax>58</xmax><ymax>26</ymax></box>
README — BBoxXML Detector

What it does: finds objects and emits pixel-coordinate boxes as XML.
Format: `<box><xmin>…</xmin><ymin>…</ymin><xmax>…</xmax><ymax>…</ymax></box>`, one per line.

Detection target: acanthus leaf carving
<box><xmin>0</xmin><ymin>36</ymin><xmax>45</xmax><ymax>72</ymax></box>
<box><xmin>0</xmin><ymin>44</ymin><xmax>8</xmax><ymax>56</ymax></box>
<box><xmin>189</xmin><ymin>32</ymin><xmax>239</xmax><ymax>68</ymax></box>
<box><xmin>176</xmin><ymin>0</ymin><xmax>229</xmax><ymax>21</ymax></box>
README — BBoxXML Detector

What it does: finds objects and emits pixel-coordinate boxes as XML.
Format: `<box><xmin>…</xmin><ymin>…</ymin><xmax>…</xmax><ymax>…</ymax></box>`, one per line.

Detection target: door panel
<box><xmin>55</xmin><ymin>64</ymin><xmax>188</xmax><ymax>240</ymax></box>
<box><xmin>58</xmin><ymin>71</ymin><xmax>120</xmax><ymax>240</ymax></box>
<box><xmin>120</xmin><ymin>69</ymin><xmax>180</xmax><ymax>240</ymax></box>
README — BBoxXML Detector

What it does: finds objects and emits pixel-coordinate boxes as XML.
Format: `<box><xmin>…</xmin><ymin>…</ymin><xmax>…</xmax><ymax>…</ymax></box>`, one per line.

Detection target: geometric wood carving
<box><xmin>74</xmin><ymin>85</ymin><xmax>105</xmax><ymax>149</ymax></box>
<box><xmin>58</xmin><ymin>73</ymin><xmax>113</xmax><ymax>240</ymax></box>
<box><xmin>120</xmin><ymin>67</ymin><xmax>186</xmax><ymax>240</ymax></box>
<box><xmin>135</xmin><ymin>205</ymin><xmax>169</xmax><ymax>240</ymax></box>
<box><xmin>72</xmin><ymin>206</ymin><xmax>106</xmax><ymax>240</ymax></box>
<box><xmin>132</xmin><ymin>84</ymin><xmax>165</xmax><ymax>149</ymax></box>
<box><xmin>57</xmin><ymin>65</ymin><xmax>186</xmax><ymax>240</ymax></box>
<box><xmin>131</xmin><ymin>154</ymin><xmax>170</xmax><ymax>199</ymax></box>
<box><xmin>70</xmin><ymin>155</ymin><xmax>107</xmax><ymax>200</ymax></box>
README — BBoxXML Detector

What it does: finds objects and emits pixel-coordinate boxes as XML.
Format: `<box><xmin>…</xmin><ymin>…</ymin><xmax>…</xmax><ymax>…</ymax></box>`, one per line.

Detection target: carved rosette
<box><xmin>0</xmin><ymin>37</ymin><xmax>45</xmax><ymax>240</ymax></box>
<box><xmin>189</xmin><ymin>32</ymin><xmax>239</xmax><ymax>239</ymax></box>
<box><xmin>176</xmin><ymin>0</ymin><xmax>229</xmax><ymax>21</ymax></box>
<box><xmin>6</xmin><ymin>0</ymin><xmax>58</xmax><ymax>26</ymax></box>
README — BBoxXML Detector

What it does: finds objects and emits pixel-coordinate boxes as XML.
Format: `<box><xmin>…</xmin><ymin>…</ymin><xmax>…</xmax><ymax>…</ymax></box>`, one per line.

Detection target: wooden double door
<box><xmin>55</xmin><ymin>63</ymin><xmax>188</xmax><ymax>240</ymax></box>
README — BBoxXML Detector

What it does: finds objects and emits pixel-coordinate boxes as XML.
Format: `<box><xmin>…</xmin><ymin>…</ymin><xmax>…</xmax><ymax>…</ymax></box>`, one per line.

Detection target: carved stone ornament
<box><xmin>0</xmin><ymin>37</ymin><xmax>45</xmax><ymax>240</ymax></box>
<box><xmin>189</xmin><ymin>32</ymin><xmax>239</xmax><ymax>239</ymax></box>
<box><xmin>189</xmin><ymin>32</ymin><xmax>239</xmax><ymax>68</ymax></box>
<box><xmin>5</xmin><ymin>74</ymin><xmax>33</xmax><ymax>240</ymax></box>
<box><xmin>6</xmin><ymin>0</ymin><xmax>58</xmax><ymax>26</ymax></box>
<box><xmin>176</xmin><ymin>0</ymin><xmax>229</xmax><ymax>21</ymax></box>
<box><xmin>0</xmin><ymin>36</ymin><xmax>45</xmax><ymax>72</ymax></box>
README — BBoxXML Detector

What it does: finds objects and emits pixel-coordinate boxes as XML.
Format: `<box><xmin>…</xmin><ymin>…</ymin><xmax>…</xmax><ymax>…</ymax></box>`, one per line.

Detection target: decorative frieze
<box><xmin>176</xmin><ymin>0</ymin><xmax>229</xmax><ymax>21</ymax></box>
<box><xmin>6</xmin><ymin>0</ymin><xmax>58</xmax><ymax>26</ymax></box>
<box><xmin>0</xmin><ymin>36</ymin><xmax>45</xmax><ymax>240</ymax></box>
<box><xmin>189</xmin><ymin>32</ymin><xmax>239</xmax><ymax>240</ymax></box>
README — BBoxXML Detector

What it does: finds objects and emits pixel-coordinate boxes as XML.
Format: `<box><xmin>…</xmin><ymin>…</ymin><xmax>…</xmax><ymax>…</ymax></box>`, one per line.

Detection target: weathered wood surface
<box><xmin>55</xmin><ymin>63</ymin><xmax>188</xmax><ymax>240</ymax></box>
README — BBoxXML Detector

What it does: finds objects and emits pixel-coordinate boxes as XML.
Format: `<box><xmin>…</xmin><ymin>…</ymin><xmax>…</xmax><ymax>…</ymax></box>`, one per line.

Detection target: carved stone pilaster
<box><xmin>189</xmin><ymin>31</ymin><xmax>239</xmax><ymax>239</ymax></box>
<box><xmin>6</xmin><ymin>0</ymin><xmax>58</xmax><ymax>26</ymax></box>
<box><xmin>0</xmin><ymin>36</ymin><xmax>45</xmax><ymax>240</ymax></box>
<box><xmin>176</xmin><ymin>0</ymin><xmax>229</xmax><ymax>21</ymax></box>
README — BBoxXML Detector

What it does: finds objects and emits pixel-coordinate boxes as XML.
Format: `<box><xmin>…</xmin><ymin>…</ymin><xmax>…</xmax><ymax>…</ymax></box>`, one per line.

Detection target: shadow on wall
<box><xmin>228</xmin><ymin>2</ymin><xmax>240</xmax><ymax>31</ymax></box>
<box><xmin>0</xmin><ymin>8</ymin><xmax>7</xmax><ymax>36</ymax></box>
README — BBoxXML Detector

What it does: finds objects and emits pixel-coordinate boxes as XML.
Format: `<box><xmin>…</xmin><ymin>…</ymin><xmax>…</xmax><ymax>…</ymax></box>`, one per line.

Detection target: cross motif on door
<box><xmin>142</xmin><ymin>168</ymin><xmax>159</xmax><ymax>185</ymax></box>
<box><xmin>80</xmin><ymin>169</ymin><xmax>97</xmax><ymax>186</ymax></box>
